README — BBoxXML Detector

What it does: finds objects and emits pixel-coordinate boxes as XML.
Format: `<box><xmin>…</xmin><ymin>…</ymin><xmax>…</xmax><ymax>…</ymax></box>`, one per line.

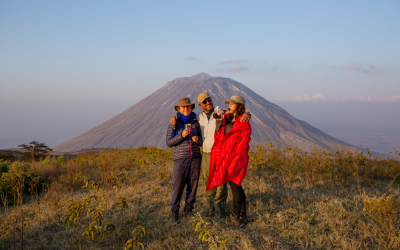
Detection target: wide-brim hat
<box><xmin>175</xmin><ymin>98</ymin><xmax>195</xmax><ymax>111</ymax></box>
<box><xmin>225</xmin><ymin>95</ymin><xmax>245</xmax><ymax>105</ymax></box>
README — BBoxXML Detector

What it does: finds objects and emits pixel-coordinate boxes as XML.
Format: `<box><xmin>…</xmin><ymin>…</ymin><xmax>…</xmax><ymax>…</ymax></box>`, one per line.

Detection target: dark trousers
<box><xmin>171</xmin><ymin>157</ymin><xmax>201</xmax><ymax>211</ymax></box>
<box><xmin>229</xmin><ymin>181</ymin><xmax>247</xmax><ymax>217</ymax></box>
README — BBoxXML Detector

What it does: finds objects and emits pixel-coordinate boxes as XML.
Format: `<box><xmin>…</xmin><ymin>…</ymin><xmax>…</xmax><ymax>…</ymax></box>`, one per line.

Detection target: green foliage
<box><xmin>63</xmin><ymin>176</ymin><xmax>140</xmax><ymax>248</ymax></box>
<box><xmin>64</xmin><ymin>177</ymin><xmax>105</xmax><ymax>226</ymax></box>
<box><xmin>39</xmin><ymin>155</ymin><xmax>67</xmax><ymax>166</ymax></box>
<box><xmin>0</xmin><ymin>162</ymin><xmax>40</xmax><ymax>205</ymax></box>
<box><xmin>190</xmin><ymin>212</ymin><xmax>228</xmax><ymax>250</ymax></box>
<box><xmin>125</xmin><ymin>226</ymin><xmax>145</xmax><ymax>250</ymax></box>
<box><xmin>0</xmin><ymin>160</ymin><xmax>11</xmax><ymax>176</ymax></box>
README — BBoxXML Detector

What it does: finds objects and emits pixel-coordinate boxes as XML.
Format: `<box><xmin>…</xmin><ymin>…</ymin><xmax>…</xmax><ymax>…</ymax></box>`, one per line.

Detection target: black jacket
<box><xmin>166</xmin><ymin>119</ymin><xmax>203</xmax><ymax>161</ymax></box>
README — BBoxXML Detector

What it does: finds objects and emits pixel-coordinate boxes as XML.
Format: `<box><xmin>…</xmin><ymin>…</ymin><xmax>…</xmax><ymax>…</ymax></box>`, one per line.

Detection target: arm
<box><xmin>240</xmin><ymin>112</ymin><xmax>251</xmax><ymax>122</ymax></box>
<box><xmin>170</xmin><ymin>116</ymin><xmax>176</xmax><ymax>125</ymax></box>
<box><xmin>215</xmin><ymin>119</ymin><xmax>223</xmax><ymax>133</ymax></box>
<box><xmin>166</xmin><ymin>124</ymin><xmax>186</xmax><ymax>147</ymax></box>
<box><xmin>194</xmin><ymin>122</ymin><xmax>203</xmax><ymax>146</ymax></box>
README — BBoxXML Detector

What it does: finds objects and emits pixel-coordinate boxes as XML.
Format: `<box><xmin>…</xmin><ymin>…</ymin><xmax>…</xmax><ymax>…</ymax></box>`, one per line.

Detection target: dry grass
<box><xmin>1</xmin><ymin>144</ymin><xmax>400</xmax><ymax>250</ymax></box>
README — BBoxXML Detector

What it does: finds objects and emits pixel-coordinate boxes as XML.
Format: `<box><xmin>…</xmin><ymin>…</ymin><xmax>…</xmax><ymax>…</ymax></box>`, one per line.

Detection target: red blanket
<box><xmin>206</xmin><ymin>113</ymin><xmax>252</xmax><ymax>190</ymax></box>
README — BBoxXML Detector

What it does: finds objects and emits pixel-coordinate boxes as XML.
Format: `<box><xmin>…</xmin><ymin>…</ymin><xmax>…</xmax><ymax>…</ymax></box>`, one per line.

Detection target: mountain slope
<box><xmin>53</xmin><ymin>73</ymin><xmax>351</xmax><ymax>152</ymax></box>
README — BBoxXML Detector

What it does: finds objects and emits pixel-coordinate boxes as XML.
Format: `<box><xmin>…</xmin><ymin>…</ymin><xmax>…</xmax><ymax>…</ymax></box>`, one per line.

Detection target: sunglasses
<box><xmin>202</xmin><ymin>98</ymin><xmax>212</xmax><ymax>104</ymax></box>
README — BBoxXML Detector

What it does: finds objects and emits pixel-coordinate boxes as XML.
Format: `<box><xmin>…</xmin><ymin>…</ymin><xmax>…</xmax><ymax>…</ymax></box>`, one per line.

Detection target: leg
<box><xmin>201</xmin><ymin>153</ymin><xmax>217</xmax><ymax>213</ymax></box>
<box><xmin>229</xmin><ymin>181</ymin><xmax>242</xmax><ymax>217</ymax></box>
<box><xmin>170</xmin><ymin>158</ymin><xmax>189</xmax><ymax>211</ymax></box>
<box><xmin>239</xmin><ymin>186</ymin><xmax>248</xmax><ymax>224</ymax></box>
<box><xmin>215</xmin><ymin>182</ymin><xmax>228</xmax><ymax>215</ymax></box>
<box><xmin>184</xmin><ymin>157</ymin><xmax>201</xmax><ymax>211</ymax></box>
<box><xmin>239</xmin><ymin>186</ymin><xmax>246</xmax><ymax>214</ymax></box>
<box><xmin>227</xmin><ymin>181</ymin><xmax>243</xmax><ymax>227</ymax></box>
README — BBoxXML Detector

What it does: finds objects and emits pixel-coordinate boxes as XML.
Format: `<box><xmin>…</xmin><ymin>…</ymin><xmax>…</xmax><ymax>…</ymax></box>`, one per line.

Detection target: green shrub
<box><xmin>39</xmin><ymin>155</ymin><xmax>67</xmax><ymax>166</ymax></box>
<box><xmin>0</xmin><ymin>162</ymin><xmax>41</xmax><ymax>206</ymax></box>
<box><xmin>0</xmin><ymin>160</ymin><xmax>11</xmax><ymax>176</ymax></box>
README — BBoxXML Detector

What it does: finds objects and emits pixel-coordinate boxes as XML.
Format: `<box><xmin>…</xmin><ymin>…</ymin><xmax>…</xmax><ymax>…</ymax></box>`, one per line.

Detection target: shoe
<box><xmin>170</xmin><ymin>210</ymin><xmax>179</xmax><ymax>222</ymax></box>
<box><xmin>227</xmin><ymin>213</ymin><xmax>240</xmax><ymax>227</ymax></box>
<box><xmin>219</xmin><ymin>212</ymin><xmax>227</xmax><ymax>219</ymax></box>
<box><xmin>240</xmin><ymin>213</ymin><xmax>248</xmax><ymax>224</ymax></box>
<box><xmin>184</xmin><ymin>210</ymin><xmax>193</xmax><ymax>218</ymax></box>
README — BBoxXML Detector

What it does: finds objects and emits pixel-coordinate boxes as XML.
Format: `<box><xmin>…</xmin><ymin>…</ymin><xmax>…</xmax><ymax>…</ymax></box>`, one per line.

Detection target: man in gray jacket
<box><xmin>171</xmin><ymin>92</ymin><xmax>250</xmax><ymax>218</ymax></box>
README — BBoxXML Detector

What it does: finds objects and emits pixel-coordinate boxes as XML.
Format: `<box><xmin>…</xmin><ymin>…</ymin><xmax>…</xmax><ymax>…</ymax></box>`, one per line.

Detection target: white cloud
<box><xmin>274</xmin><ymin>94</ymin><xmax>400</xmax><ymax>102</ymax></box>
<box><xmin>334</xmin><ymin>63</ymin><xmax>377</xmax><ymax>73</ymax></box>
<box><xmin>220</xmin><ymin>59</ymin><xmax>249</xmax><ymax>64</ymax></box>
<box><xmin>227</xmin><ymin>65</ymin><xmax>248</xmax><ymax>72</ymax></box>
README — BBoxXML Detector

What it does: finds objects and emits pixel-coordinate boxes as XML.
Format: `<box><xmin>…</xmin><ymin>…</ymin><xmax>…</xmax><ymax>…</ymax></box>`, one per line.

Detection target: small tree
<box><xmin>17</xmin><ymin>141</ymin><xmax>53</xmax><ymax>162</ymax></box>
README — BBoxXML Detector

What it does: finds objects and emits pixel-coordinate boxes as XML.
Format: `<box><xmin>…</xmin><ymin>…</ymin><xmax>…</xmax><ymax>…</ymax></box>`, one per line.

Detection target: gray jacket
<box><xmin>166</xmin><ymin>119</ymin><xmax>203</xmax><ymax>161</ymax></box>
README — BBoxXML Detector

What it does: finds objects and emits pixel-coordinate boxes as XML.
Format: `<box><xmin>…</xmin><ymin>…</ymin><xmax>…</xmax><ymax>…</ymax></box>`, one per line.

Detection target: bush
<box><xmin>0</xmin><ymin>160</ymin><xmax>11</xmax><ymax>176</ymax></box>
<box><xmin>0</xmin><ymin>153</ymin><xmax>15</xmax><ymax>162</ymax></box>
<box><xmin>0</xmin><ymin>162</ymin><xmax>41</xmax><ymax>206</ymax></box>
<box><xmin>30</xmin><ymin>156</ymin><xmax>68</xmax><ymax>180</ymax></box>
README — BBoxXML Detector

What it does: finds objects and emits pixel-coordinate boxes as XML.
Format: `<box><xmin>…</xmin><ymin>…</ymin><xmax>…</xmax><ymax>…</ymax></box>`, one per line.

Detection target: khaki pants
<box><xmin>201</xmin><ymin>153</ymin><xmax>228</xmax><ymax>214</ymax></box>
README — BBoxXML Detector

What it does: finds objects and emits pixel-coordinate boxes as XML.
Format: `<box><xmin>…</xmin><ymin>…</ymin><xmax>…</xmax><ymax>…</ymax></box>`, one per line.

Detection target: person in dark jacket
<box><xmin>166</xmin><ymin>98</ymin><xmax>203</xmax><ymax>222</ymax></box>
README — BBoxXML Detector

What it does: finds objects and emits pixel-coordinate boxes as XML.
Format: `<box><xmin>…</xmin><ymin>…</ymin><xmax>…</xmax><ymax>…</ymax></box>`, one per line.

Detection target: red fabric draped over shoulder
<box><xmin>206</xmin><ymin>113</ymin><xmax>252</xmax><ymax>190</ymax></box>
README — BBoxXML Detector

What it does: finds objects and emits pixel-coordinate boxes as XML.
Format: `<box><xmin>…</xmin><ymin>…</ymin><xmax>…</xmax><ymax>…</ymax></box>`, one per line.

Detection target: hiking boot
<box><xmin>219</xmin><ymin>212</ymin><xmax>227</xmax><ymax>219</ymax></box>
<box><xmin>227</xmin><ymin>213</ymin><xmax>240</xmax><ymax>227</ymax></box>
<box><xmin>184</xmin><ymin>210</ymin><xmax>193</xmax><ymax>218</ymax></box>
<box><xmin>170</xmin><ymin>210</ymin><xmax>179</xmax><ymax>222</ymax></box>
<box><xmin>240</xmin><ymin>213</ymin><xmax>248</xmax><ymax>225</ymax></box>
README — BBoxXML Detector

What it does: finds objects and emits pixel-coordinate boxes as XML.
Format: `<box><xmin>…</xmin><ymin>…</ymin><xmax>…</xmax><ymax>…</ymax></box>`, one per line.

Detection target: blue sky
<box><xmin>1</xmin><ymin>0</ymin><xmax>399</xmax><ymax>152</ymax></box>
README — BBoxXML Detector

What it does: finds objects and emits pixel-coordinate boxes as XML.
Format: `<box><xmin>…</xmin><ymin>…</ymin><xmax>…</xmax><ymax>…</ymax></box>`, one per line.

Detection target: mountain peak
<box><xmin>190</xmin><ymin>72</ymin><xmax>212</xmax><ymax>81</ymax></box>
<box><xmin>53</xmin><ymin>75</ymin><xmax>352</xmax><ymax>153</ymax></box>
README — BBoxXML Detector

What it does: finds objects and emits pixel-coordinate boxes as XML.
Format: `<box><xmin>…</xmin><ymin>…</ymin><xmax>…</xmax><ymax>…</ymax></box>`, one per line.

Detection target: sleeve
<box><xmin>195</xmin><ymin>122</ymin><xmax>203</xmax><ymax>146</ymax></box>
<box><xmin>215</xmin><ymin>119</ymin><xmax>223</xmax><ymax>133</ymax></box>
<box><xmin>166</xmin><ymin>124</ymin><xmax>185</xmax><ymax>147</ymax></box>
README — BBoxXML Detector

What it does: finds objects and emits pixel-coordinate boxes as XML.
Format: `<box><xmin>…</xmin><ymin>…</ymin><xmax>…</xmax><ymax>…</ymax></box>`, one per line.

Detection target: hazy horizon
<box><xmin>1</xmin><ymin>84</ymin><xmax>399</xmax><ymax>153</ymax></box>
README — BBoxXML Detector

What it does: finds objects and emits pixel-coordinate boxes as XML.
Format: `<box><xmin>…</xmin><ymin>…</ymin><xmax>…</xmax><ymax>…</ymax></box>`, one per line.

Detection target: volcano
<box><xmin>53</xmin><ymin>73</ymin><xmax>351</xmax><ymax>152</ymax></box>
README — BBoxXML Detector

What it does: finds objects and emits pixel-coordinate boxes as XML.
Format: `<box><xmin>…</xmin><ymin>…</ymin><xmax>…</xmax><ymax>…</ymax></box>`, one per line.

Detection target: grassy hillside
<box><xmin>1</xmin><ymin>143</ymin><xmax>400</xmax><ymax>249</ymax></box>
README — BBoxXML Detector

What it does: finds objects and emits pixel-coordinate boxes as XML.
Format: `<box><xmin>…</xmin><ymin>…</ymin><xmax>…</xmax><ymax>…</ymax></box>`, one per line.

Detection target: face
<box><xmin>199</xmin><ymin>97</ymin><xmax>213</xmax><ymax>112</ymax></box>
<box><xmin>179</xmin><ymin>106</ymin><xmax>192</xmax><ymax>116</ymax></box>
<box><xmin>228</xmin><ymin>102</ymin><xmax>239</xmax><ymax>113</ymax></box>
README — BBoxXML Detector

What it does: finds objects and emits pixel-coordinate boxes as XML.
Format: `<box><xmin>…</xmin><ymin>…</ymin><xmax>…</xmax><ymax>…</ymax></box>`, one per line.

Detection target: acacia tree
<box><xmin>17</xmin><ymin>141</ymin><xmax>53</xmax><ymax>162</ymax></box>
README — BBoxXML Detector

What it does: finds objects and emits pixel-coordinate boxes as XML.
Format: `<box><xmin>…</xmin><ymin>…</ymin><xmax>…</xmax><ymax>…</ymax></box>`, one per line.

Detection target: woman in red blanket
<box><xmin>206</xmin><ymin>95</ymin><xmax>252</xmax><ymax>227</ymax></box>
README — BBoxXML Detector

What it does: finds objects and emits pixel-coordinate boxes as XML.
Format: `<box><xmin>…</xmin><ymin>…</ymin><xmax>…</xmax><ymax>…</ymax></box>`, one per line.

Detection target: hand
<box><xmin>170</xmin><ymin>117</ymin><xmax>176</xmax><ymax>125</ymax></box>
<box><xmin>215</xmin><ymin>113</ymin><xmax>224</xmax><ymax>121</ymax></box>
<box><xmin>240</xmin><ymin>112</ymin><xmax>251</xmax><ymax>122</ymax></box>
<box><xmin>192</xmin><ymin>136</ymin><xmax>199</xmax><ymax>143</ymax></box>
<box><xmin>182</xmin><ymin>129</ymin><xmax>189</xmax><ymax>138</ymax></box>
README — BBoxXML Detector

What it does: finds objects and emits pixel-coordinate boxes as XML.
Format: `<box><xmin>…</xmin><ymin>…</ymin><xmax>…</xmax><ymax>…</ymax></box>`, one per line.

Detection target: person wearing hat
<box><xmin>166</xmin><ymin>97</ymin><xmax>203</xmax><ymax>222</ymax></box>
<box><xmin>170</xmin><ymin>93</ymin><xmax>250</xmax><ymax>219</ymax></box>
<box><xmin>206</xmin><ymin>95</ymin><xmax>252</xmax><ymax>227</ymax></box>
